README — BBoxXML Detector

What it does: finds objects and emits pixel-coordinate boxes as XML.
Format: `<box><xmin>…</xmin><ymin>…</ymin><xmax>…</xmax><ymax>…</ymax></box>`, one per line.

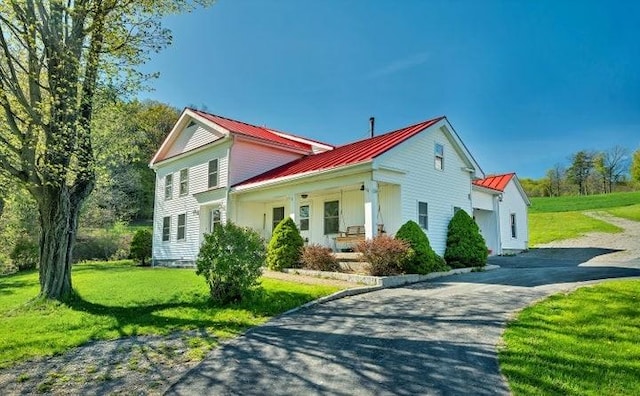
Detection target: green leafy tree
<box><xmin>444</xmin><ymin>210</ymin><xmax>488</xmax><ymax>268</ymax></box>
<box><xmin>395</xmin><ymin>220</ymin><xmax>447</xmax><ymax>274</ymax></box>
<box><xmin>632</xmin><ymin>149</ymin><xmax>640</xmax><ymax>186</ymax></box>
<box><xmin>196</xmin><ymin>222</ymin><xmax>266</xmax><ymax>304</ymax></box>
<box><xmin>567</xmin><ymin>151</ymin><xmax>595</xmax><ymax>195</ymax></box>
<box><xmin>130</xmin><ymin>229</ymin><xmax>152</xmax><ymax>266</ymax></box>
<box><xmin>266</xmin><ymin>217</ymin><xmax>304</xmax><ymax>271</ymax></box>
<box><xmin>0</xmin><ymin>1</ymin><xmax>211</xmax><ymax>300</ymax></box>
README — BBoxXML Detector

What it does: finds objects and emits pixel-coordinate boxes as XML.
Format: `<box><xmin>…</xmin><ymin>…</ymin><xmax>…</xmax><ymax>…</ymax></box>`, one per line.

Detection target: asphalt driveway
<box><xmin>168</xmin><ymin>248</ymin><xmax>640</xmax><ymax>395</ymax></box>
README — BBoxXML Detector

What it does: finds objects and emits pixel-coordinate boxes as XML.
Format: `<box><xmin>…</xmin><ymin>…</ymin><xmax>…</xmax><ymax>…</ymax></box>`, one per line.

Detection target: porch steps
<box><xmin>334</xmin><ymin>252</ymin><xmax>369</xmax><ymax>274</ymax></box>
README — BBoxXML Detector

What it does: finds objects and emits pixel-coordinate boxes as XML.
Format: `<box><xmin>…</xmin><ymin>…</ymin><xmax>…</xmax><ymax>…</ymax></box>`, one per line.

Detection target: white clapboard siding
<box><xmin>229</xmin><ymin>139</ymin><xmax>304</xmax><ymax>186</ymax></box>
<box><xmin>165</xmin><ymin>123</ymin><xmax>222</xmax><ymax>159</ymax></box>
<box><xmin>378</xmin><ymin>184</ymin><xmax>401</xmax><ymax>236</ymax></box>
<box><xmin>152</xmin><ymin>141</ymin><xmax>231</xmax><ymax>264</ymax></box>
<box><xmin>498</xmin><ymin>179</ymin><xmax>529</xmax><ymax>251</ymax></box>
<box><xmin>375</xmin><ymin>124</ymin><xmax>473</xmax><ymax>255</ymax></box>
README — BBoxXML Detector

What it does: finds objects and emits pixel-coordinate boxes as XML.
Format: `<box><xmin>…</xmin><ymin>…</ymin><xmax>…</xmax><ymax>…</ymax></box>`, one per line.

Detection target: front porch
<box><xmin>230</xmin><ymin>178</ymin><xmax>402</xmax><ymax>251</ymax></box>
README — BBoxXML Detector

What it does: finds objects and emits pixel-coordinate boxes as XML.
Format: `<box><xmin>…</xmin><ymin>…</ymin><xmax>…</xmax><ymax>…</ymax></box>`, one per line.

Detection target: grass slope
<box><xmin>500</xmin><ymin>280</ymin><xmax>640</xmax><ymax>395</ymax></box>
<box><xmin>0</xmin><ymin>261</ymin><xmax>341</xmax><ymax>368</ymax></box>
<box><xmin>529</xmin><ymin>212</ymin><xmax>621</xmax><ymax>245</ymax></box>
<box><xmin>606</xmin><ymin>204</ymin><xmax>640</xmax><ymax>222</ymax></box>
<box><xmin>529</xmin><ymin>191</ymin><xmax>640</xmax><ymax>213</ymax></box>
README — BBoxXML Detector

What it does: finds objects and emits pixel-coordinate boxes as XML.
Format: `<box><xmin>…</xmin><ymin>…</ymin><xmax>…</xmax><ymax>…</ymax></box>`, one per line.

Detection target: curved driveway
<box><xmin>168</xmin><ymin>248</ymin><xmax>640</xmax><ymax>395</ymax></box>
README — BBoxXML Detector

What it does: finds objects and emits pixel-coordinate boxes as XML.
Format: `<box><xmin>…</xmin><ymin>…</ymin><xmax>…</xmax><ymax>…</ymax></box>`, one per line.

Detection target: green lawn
<box><xmin>530</xmin><ymin>191</ymin><xmax>640</xmax><ymax>213</ymax></box>
<box><xmin>528</xmin><ymin>211</ymin><xmax>621</xmax><ymax>245</ymax></box>
<box><xmin>606</xmin><ymin>203</ymin><xmax>640</xmax><ymax>222</ymax></box>
<box><xmin>500</xmin><ymin>280</ymin><xmax>640</xmax><ymax>395</ymax></box>
<box><xmin>0</xmin><ymin>261</ymin><xmax>341</xmax><ymax>368</ymax></box>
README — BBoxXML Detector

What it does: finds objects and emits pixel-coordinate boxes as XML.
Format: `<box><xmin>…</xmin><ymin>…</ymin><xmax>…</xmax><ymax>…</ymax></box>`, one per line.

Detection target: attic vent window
<box><xmin>187</xmin><ymin>121</ymin><xmax>196</xmax><ymax>128</ymax></box>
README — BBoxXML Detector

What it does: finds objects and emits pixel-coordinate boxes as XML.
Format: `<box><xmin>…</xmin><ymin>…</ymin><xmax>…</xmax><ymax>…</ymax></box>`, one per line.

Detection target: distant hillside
<box><xmin>529</xmin><ymin>191</ymin><xmax>640</xmax><ymax>213</ymax></box>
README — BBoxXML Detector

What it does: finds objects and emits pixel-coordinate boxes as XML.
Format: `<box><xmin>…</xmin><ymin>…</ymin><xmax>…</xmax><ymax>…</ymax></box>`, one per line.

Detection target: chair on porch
<box><xmin>334</xmin><ymin>224</ymin><xmax>385</xmax><ymax>251</ymax></box>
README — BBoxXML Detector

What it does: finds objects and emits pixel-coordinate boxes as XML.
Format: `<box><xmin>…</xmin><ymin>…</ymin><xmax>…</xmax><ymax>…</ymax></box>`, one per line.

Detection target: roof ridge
<box><xmin>189</xmin><ymin>108</ymin><xmax>270</xmax><ymax>131</ymax></box>
<box><xmin>336</xmin><ymin>116</ymin><xmax>446</xmax><ymax>148</ymax></box>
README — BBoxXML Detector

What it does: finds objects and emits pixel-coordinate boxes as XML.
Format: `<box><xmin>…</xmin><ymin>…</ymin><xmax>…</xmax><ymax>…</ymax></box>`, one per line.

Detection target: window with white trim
<box><xmin>272</xmin><ymin>207</ymin><xmax>285</xmax><ymax>231</ymax></box>
<box><xmin>324</xmin><ymin>201</ymin><xmax>339</xmax><ymax>234</ymax></box>
<box><xmin>434</xmin><ymin>143</ymin><xmax>444</xmax><ymax>170</ymax></box>
<box><xmin>510</xmin><ymin>213</ymin><xmax>517</xmax><ymax>238</ymax></box>
<box><xmin>179</xmin><ymin>169</ymin><xmax>189</xmax><ymax>196</ymax></box>
<box><xmin>164</xmin><ymin>174</ymin><xmax>173</xmax><ymax>200</ymax></box>
<box><xmin>418</xmin><ymin>201</ymin><xmax>428</xmax><ymax>229</ymax></box>
<box><xmin>208</xmin><ymin>159</ymin><xmax>219</xmax><ymax>189</ymax></box>
<box><xmin>162</xmin><ymin>216</ymin><xmax>171</xmax><ymax>242</ymax></box>
<box><xmin>299</xmin><ymin>205</ymin><xmax>310</xmax><ymax>231</ymax></box>
<box><xmin>210</xmin><ymin>209</ymin><xmax>221</xmax><ymax>232</ymax></box>
<box><xmin>177</xmin><ymin>213</ymin><xmax>186</xmax><ymax>240</ymax></box>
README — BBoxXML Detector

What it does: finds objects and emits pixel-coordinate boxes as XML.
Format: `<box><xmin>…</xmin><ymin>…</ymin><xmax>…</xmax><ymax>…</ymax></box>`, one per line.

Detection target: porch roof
<box><xmin>473</xmin><ymin>173</ymin><xmax>514</xmax><ymax>192</ymax></box>
<box><xmin>233</xmin><ymin>116</ymin><xmax>445</xmax><ymax>188</ymax></box>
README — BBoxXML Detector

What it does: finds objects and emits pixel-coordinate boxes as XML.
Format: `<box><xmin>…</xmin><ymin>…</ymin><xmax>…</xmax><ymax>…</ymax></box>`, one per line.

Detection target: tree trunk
<box><xmin>37</xmin><ymin>186</ymin><xmax>79</xmax><ymax>300</ymax></box>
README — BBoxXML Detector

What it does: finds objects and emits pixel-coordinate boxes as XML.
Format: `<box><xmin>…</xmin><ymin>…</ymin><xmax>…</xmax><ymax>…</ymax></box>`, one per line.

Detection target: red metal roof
<box><xmin>235</xmin><ymin>116</ymin><xmax>445</xmax><ymax>187</ymax></box>
<box><xmin>473</xmin><ymin>173</ymin><xmax>515</xmax><ymax>192</ymax></box>
<box><xmin>191</xmin><ymin>109</ymin><xmax>312</xmax><ymax>151</ymax></box>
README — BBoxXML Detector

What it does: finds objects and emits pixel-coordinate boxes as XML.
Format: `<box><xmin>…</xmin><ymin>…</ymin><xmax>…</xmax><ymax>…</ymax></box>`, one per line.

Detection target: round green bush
<box><xmin>395</xmin><ymin>220</ymin><xmax>447</xmax><ymax>274</ymax></box>
<box><xmin>444</xmin><ymin>210</ymin><xmax>488</xmax><ymax>268</ymax></box>
<box><xmin>266</xmin><ymin>217</ymin><xmax>304</xmax><ymax>271</ymax></box>
<box><xmin>130</xmin><ymin>229</ymin><xmax>152</xmax><ymax>266</ymax></box>
<box><xmin>196</xmin><ymin>222</ymin><xmax>266</xmax><ymax>304</ymax></box>
<box><xmin>10</xmin><ymin>236</ymin><xmax>39</xmax><ymax>271</ymax></box>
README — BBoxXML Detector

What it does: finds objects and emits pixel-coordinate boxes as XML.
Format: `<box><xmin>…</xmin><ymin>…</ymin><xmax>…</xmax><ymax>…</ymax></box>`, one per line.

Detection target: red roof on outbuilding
<box><xmin>191</xmin><ymin>109</ymin><xmax>312</xmax><ymax>151</ymax></box>
<box><xmin>235</xmin><ymin>116</ymin><xmax>445</xmax><ymax>187</ymax></box>
<box><xmin>473</xmin><ymin>173</ymin><xmax>514</xmax><ymax>192</ymax></box>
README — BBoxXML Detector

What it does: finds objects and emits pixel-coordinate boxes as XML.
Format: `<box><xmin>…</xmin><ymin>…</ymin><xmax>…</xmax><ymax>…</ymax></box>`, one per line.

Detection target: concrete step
<box><xmin>334</xmin><ymin>252</ymin><xmax>362</xmax><ymax>262</ymax></box>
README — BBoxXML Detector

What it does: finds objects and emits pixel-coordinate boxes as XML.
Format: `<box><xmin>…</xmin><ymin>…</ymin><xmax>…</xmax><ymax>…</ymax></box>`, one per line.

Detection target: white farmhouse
<box><xmin>149</xmin><ymin>108</ymin><xmax>529</xmax><ymax>266</ymax></box>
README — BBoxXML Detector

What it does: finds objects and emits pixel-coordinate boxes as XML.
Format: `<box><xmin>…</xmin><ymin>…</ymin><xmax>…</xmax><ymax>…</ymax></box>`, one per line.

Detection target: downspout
<box><xmin>494</xmin><ymin>193</ymin><xmax>502</xmax><ymax>255</ymax></box>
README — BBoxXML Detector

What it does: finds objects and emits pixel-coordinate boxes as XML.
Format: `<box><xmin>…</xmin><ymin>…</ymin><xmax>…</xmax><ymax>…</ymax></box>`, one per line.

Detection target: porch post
<box><xmin>289</xmin><ymin>194</ymin><xmax>298</xmax><ymax>223</ymax></box>
<box><xmin>364</xmin><ymin>180</ymin><xmax>378</xmax><ymax>239</ymax></box>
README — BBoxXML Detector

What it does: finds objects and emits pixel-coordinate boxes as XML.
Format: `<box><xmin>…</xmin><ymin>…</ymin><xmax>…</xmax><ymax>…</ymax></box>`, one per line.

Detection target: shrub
<box><xmin>10</xmin><ymin>236</ymin><xmax>39</xmax><ymax>271</ymax></box>
<box><xmin>196</xmin><ymin>222</ymin><xmax>266</xmax><ymax>304</ymax></box>
<box><xmin>73</xmin><ymin>222</ymin><xmax>131</xmax><ymax>262</ymax></box>
<box><xmin>395</xmin><ymin>220</ymin><xmax>448</xmax><ymax>274</ymax></box>
<box><xmin>266</xmin><ymin>217</ymin><xmax>304</xmax><ymax>271</ymax></box>
<box><xmin>355</xmin><ymin>235</ymin><xmax>411</xmax><ymax>276</ymax></box>
<box><xmin>444</xmin><ymin>210</ymin><xmax>488</xmax><ymax>268</ymax></box>
<box><xmin>130</xmin><ymin>229</ymin><xmax>152</xmax><ymax>266</ymax></box>
<box><xmin>300</xmin><ymin>244</ymin><xmax>340</xmax><ymax>272</ymax></box>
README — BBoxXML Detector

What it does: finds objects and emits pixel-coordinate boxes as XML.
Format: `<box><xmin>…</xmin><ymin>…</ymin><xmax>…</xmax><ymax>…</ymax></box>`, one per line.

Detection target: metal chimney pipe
<box><xmin>369</xmin><ymin>117</ymin><xmax>375</xmax><ymax>138</ymax></box>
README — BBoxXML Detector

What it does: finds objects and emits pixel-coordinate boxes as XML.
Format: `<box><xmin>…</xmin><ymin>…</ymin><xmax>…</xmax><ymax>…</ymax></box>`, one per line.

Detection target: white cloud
<box><xmin>365</xmin><ymin>52</ymin><xmax>429</xmax><ymax>79</ymax></box>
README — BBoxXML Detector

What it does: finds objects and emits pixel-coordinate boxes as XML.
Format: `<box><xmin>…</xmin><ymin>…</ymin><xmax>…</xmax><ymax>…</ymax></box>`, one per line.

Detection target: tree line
<box><xmin>520</xmin><ymin>146</ymin><xmax>640</xmax><ymax>197</ymax></box>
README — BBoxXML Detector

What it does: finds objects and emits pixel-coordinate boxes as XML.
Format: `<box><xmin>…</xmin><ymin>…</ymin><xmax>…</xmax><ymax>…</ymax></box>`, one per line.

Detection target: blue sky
<box><xmin>140</xmin><ymin>0</ymin><xmax>640</xmax><ymax>178</ymax></box>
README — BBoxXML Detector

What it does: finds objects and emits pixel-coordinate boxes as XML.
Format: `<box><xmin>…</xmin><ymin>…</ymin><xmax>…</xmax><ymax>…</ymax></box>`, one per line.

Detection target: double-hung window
<box><xmin>418</xmin><ymin>201</ymin><xmax>428</xmax><ymax>230</ymax></box>
<box><xmin>299</xmin><ymin>205</ymin><xmax>310</xmax><ymax>231</ymax></box>
<box><xmin>434</xmin><ymin>143</ymin><xmax>444</xmax><ymax>170</ymax></box>
<box><xmin>179</xmin><ymin>169</ymin><xmax>189</xmax><ymax>196</ymax></box>
<box><xmin>162</xmin><ymin>216</ymin><xmax>171</xmax><ymax>242</ymax></box>
<box><xmin>272</xmin><ymin>207</ymin><xmax>285</xmax><ymax>231</ymax></box>
<box><xmin>324</xmin><ymin>201</ymin><xmax>339</xmax><ymax>234</ymax></box>
<box><xmin>211</xmin><ymin>209</ymin><xmax>221</xmax><ymax>232</ymax></box>
<box><xmin>208</xmin><ymin>159</ymin><xmax>219</xmax><ymax>189</ymax></box>
<box><xmin>177</xmin><ymin>213</ymin><xmax>186</xmax><ymax>241</ymax></box>
<box><xmin>164</xmin><ymin>174</ymin><xmax>173</xmax><ymax>200</ymax></box>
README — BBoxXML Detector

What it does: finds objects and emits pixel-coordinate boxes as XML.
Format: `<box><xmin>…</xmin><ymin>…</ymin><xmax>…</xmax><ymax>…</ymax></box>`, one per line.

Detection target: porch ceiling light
<box><xmin>360</xmin><ymin>185</ymin><xmax>365</xmax><ymax>191</ymax></box>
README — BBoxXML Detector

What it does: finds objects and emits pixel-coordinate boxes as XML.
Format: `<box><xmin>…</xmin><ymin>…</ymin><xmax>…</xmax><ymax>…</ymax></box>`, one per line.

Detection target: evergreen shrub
<box><xmin>266</xmin><ymin>217</ymin><xmax>304</xmax><ymax>271</ymax></box>
<box><xmin>444</xmin><ymin>210</ymin><xmax>488</xmax><ymax>268</ymax></box>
